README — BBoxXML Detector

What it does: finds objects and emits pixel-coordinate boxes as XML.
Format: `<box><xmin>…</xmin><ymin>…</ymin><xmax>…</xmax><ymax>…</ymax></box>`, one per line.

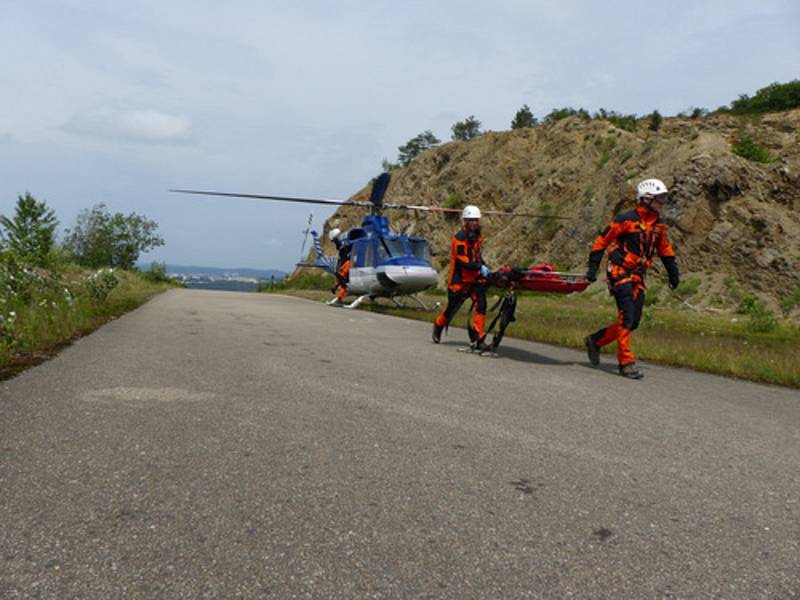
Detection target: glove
<box><xmin>480</xmin><ymin>264</ymin><xmax>491</xmax><ymax>278</ymax></box>
<box><xmin>669</xmin><ymin>275</ymin><xmax>680</xmax><ymax>290</ymax></box>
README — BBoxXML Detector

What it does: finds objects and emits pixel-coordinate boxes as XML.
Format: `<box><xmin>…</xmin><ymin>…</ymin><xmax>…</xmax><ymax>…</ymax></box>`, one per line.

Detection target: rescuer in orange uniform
<box><xmin>326</xmin><ymin>228</ymin><xmax>351</xmax><ymax>306</ymax></box>
<box><xmin>584</xmin><ymin>178</ymin><xmax>680</xmax><ymax>379</ymax></box>
<box><xmin>432</xmin><ymin>205</ymin><xmax>492</xmax><ymax>349</ymax></box>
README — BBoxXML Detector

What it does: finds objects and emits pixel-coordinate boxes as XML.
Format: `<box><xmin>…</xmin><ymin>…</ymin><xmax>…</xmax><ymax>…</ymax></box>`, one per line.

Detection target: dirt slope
<box><xmin>322</xmin><ymin>110</ymin><xmax>800</xmax><ymax>308</ymax></box>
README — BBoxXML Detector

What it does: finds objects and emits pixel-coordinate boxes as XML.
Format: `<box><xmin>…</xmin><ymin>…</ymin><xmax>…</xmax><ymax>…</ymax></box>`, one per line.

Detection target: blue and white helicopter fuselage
<box><xmin>309</xmin><ymin>215</ymin><xmax>438</xmax><ymax>308</ymax></box>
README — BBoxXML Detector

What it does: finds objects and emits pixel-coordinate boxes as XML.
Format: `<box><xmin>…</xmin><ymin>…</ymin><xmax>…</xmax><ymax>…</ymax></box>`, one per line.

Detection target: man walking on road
<box><xmin>432</xmin><ymin>205</ymin><xmax>492</xmax><ymax>350</ymax></box>
<box><xmin>584</xmin><ymin>178</ymin><xmax>680</xmax><ymax>379</ymax></box>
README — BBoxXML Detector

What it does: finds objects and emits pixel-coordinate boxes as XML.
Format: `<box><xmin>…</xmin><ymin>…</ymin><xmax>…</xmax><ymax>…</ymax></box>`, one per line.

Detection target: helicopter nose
<box><xmin>377</xmin><ymin>265</ymin><xmax>438</xmax><ymax>292</ymax></box>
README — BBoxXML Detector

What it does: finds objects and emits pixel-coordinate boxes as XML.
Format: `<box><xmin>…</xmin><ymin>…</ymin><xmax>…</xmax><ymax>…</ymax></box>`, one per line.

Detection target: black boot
<box><xmin>470</xmin><ymin>337</ymin><xmax>490</xmax><ymax>353</ymax></box>
<box><xmin>584</xmin><ymin>335</ymin><xmax>600</xmax><ymax>366</ymax></box>
<box><xmin>432</xmin><ymin>322</ymin><xmax>444</xmax><ymax>344</ymax></box>
<box><xmin>619</xmin><ymin>363</ymin><xmax>643</xmax><ymax>379</ymax></box>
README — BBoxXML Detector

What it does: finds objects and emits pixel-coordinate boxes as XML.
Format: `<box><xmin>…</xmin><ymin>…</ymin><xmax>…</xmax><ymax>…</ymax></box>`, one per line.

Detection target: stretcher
<box><xmin>462</xmin><ymin>264</ymin><xmax>590</xmax><ymax>356</ymax></box>
<box><xmin>489</xmin><ymin>263</ymin><xmax>589</xmax><ymax>293</ymax></box>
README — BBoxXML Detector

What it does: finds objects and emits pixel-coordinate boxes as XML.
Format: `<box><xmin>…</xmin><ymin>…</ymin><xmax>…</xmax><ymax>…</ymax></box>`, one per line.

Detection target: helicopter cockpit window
<box><xmin>363</xmin><ymin>239</ymin><xmax>375</xmax><ymax>267</ymax></box>
<box><xmin>351</xmin><ymin>239</ymin><xmax>372</xmax><ymax>268</ymax></box>
<box><xmin>378</xmin><ymin>238</ymin><xmax>407</xmax><ymax>260</ymax></box>
<box><xmin>407</xmin><ymin>239</ymin><xmax>431</xmax><ymax>262</ymax></box>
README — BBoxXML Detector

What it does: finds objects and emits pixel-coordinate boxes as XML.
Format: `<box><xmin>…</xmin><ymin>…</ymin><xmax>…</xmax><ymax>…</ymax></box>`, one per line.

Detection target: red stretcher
<box><xmin>490</xmin><ymin>263</ymin><xmax>589</xmax><ymax>294</ymax></box>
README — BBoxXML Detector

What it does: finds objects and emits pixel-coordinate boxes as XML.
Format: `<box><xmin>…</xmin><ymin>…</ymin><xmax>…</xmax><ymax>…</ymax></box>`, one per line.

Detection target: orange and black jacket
<box><xmin>588</xmin><ymin>205</ymin><xmax>678</xmax><ymax>286</ymax></box>
<box><xmin>448</xmin><ymin>228</ymin><xmax>483</xmax><ymax>291</ymax></box>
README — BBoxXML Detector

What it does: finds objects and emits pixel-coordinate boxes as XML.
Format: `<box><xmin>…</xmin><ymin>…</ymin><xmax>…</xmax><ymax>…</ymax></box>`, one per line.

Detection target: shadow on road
<box><xmin>439</xmin><ymin>341</ymin><xmax>574</xmax><ymax>366</ymax></box>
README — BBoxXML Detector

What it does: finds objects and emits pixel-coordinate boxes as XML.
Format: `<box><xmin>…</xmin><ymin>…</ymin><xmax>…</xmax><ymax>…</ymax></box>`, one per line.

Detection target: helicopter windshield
<box><xmin>407</xmin><ymin>239</ymin><xmax>431</xmax><ymax>263</ymax></box>
<box><xmin>377</xmin><ymin>238</ymin><xmax>407</xmax><ymax>260</ymax></box>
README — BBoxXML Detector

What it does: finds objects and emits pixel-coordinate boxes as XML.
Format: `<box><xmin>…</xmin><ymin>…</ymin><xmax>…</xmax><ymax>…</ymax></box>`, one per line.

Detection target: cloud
<box><xmin>63</xmin><ymin>107</ymin><xmax>192</xmax><ymax>143</ymax></box>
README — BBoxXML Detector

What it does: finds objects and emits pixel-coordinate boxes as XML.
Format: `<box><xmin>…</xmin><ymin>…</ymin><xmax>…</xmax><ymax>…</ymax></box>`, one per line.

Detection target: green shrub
<box><xmin>677</xmin><ymin>277</ymin><xmax>701</xmax><ymax>296</ymax></box>
<box><xmin>543</xmin><ymin>107</ymin><xmax>590</xmax><ymax>123</ymax></box>
<box><xmin>605</xmin><ymin>112</ymin><xmax>637</xmax><ymax>132</ymax></box>
<box><xmin>732</xmin><ymin>137</ymin><xmax>774</xmax><ymax>163</ymax></box>
<box><xmin>780</xmin><ymin>287</ymin><xmax>800</xmax><ymax>316</ymax></box>
<box><xmin>269</xmin><ymin>271</ymin><xmax>333</xmax><ymax>291</ymax></box>
<box><xmin>738</xmin><ymin>293</ymin><xmax>778</xmax><ymax>333</ymax></box>
<box><xmin>84</xmin><ymin>268</ymin><xmax>119</xmax><ymax>303</ymax></box>
<box><xmin>690</xmin><ymin>107</ymin><xmax>708</xmax><ymax>119</ymax></box>
<box><xmin>723</xmin><ymin>275</ymin><xmax>743</xmax><ymax>301</ymax></box>
<box><xmin>594</xmin><ymin>135</ymin><xmax>617</xmax><ymax>169</ymax></box>
<box><xmin>729</xmin><ymin>80</ymin><xmax>800</xmax><ymax>115</ymax></box>
<box><xmin>648</xmin><ymin>110</ymin><xmax>662</xmax><ymax>131</ymax></box>
<box><xmin>143</xmin><ymin>261</ymin><xmax>171</xmax><ymax>283</ymax></box>
<box><xmin>445</xmin><ymin>192</ymin><xmax>465</xmax><ymax>210</ymax></box>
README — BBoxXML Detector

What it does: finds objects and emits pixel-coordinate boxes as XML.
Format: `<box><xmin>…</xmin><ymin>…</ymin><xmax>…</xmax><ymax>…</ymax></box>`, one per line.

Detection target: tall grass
<box><xmin>0</xmin><ymin>269</ymin><xmax>173</xmax><ymax>379</ymax></box>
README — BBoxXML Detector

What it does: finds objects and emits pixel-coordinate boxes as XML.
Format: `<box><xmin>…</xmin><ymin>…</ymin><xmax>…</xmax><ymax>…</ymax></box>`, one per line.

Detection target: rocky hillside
<box><xmin>321</xmin><ymin>109</ymin><xmax>800</xmax><ymax>307</ymax></box>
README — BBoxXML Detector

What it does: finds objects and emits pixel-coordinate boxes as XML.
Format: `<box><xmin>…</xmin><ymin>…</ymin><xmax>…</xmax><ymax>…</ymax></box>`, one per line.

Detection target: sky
<box><xmin>1</xmin><ymin>1</ymin><xmax>798</xmax><ymax>271</ymax></box>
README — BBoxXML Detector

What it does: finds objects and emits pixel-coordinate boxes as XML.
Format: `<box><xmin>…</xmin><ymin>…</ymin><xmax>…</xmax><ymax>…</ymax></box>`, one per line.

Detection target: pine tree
<box><xmin>451</xmin><ymin>116</ymin><xmax>482</xmax><ymax>141</ymax></box>
<box><xmin>0</xmin><ymin>192</ymin><xmax>58</xmax><ymax>267</ymax></box>
<box><xmin>511</xmin><ymin>104</ymin><xmax>537</xmax><ymax>129</ymax></box>
<box><xmin>397</xmin><ymin>131</ymin><xmax>441</xmax><ymax>166</ymax></box>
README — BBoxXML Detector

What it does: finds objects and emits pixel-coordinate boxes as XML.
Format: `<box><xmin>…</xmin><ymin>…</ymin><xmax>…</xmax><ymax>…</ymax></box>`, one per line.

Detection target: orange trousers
<box><xmin>333</xmin><ymin>260</ymin><xmax>350</xmax><ymax>299</ymax></box>
<box><xmin>434</xmin><ymin>284</ymin><xmax>487</xmax><ymax>341</ymax></box>
<box><xmin>591</xmin><ymin>282</ymin><xmax>645</xmax><ymax>366</ymax></box>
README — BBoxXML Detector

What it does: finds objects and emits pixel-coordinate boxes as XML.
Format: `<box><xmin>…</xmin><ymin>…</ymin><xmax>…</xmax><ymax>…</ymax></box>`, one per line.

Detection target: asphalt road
<box><xmin>2</xmin><ymin>290</ymin><xmax>799</xmax><ymax>599</ymax></box>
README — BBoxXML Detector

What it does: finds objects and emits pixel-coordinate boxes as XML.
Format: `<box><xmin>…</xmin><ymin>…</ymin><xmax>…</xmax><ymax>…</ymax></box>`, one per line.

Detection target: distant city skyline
<box><xmin>2</xmin><ymin>1</ymin><xmax>799</xmax><ymax>270</ymax></box>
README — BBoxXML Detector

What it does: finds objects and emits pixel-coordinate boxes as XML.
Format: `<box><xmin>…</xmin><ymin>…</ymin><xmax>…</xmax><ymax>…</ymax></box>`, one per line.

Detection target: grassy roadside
<box><xmin>0</xmin><ymin>269</ymin><xmax>174</xmax><ymax>380</ymax></box>
<box><xmin>270</xmin><ymin>287</ymin><xmax>800</xmax><ymax>388</ymax></box>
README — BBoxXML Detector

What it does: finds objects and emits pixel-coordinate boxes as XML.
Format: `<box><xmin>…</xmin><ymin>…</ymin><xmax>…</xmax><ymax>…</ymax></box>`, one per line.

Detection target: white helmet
<box><xmin>636</xmin><ymin>178</ymin><xmax>668</xmax><ymax>201</ymax></box>
<box><xmin>328</xmin><ymin>228</ymin><xmax>342</xmax><ymax>241</ymax></box>
<box><xmin>462</xmin><ymin>205</ymin><xmax>481</xmax><ymax>219</ymax></box>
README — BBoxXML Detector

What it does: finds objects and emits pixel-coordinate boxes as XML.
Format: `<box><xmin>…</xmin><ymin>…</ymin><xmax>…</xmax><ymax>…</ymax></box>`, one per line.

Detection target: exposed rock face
<box><xmin>322</xmin><ymin>110</ymin><xmax>800</xmax><ymax>300</ymax></box>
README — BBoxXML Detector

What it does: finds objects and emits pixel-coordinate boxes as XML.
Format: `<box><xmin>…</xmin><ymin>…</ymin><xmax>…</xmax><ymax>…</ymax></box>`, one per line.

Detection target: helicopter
<box><xmin>170</xmin><ymin>173</ymin><xmax>569</xmax><ymax>309</ymax></box>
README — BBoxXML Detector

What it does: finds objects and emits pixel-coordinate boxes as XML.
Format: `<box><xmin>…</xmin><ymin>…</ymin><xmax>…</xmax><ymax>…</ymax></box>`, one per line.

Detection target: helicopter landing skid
<box><xmin>410</xmin><ymin>294</ymin><xmax>436</xmax><ymax>311</ymax></box>
<box><xmin>343</xmin><ymin>295</ymin><xmax>370</xmax><ymax>309</ymax></box>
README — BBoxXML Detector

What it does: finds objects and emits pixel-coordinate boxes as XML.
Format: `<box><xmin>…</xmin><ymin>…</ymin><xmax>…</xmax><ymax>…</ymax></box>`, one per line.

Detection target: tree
<box><xmin>511</xmin><ymin>104</ymin><xmax>537</xmax><ymax>129</ymax></box>
<box><xmin>64</xmin><ymin>203</ymin><xmax>164</xmax><ymax>269</ymax></box>
<box><xmin>729</xmin><ymin>80</ymin><xmax>800</xmax><ymax>115</ymax></box>
<box><xmin>648</xmin><ymin>110</ymin><xmax>663</xmax><ymax>131</ymax></box>
<box><xmin>397</xmin><ymin>130</ymin><xmax>441</xmax><ymax>166</ymax></box>
<box><xmin>543</xmin><ymin>107</ymin><xmax>592</xmax><ymax>123</ymax></box>
<box><xmin>451</xmin><ymin>115</ymin><xmax>482</xmax><ymax>141</ymax></box>
<box><xmin>0</xmin><ymin>192</ymin><xmax>58</xmax><ymax>267</ymax></box>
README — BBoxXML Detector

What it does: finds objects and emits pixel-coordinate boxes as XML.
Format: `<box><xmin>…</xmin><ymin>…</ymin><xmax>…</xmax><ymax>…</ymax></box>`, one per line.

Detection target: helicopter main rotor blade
<box><xmin>382</xmin><ymin>202</ymin><xmax>570</xmax><ymax>220</ymax></box>
<box><xmin>169</xmin><ymin>189</ymin><xmax>374</xmax><ymax>209</ymax></box>
<box><xmin>170</xmin><ymin>189</ymin><xmax>569</xmax><ymax>219</ymax></box>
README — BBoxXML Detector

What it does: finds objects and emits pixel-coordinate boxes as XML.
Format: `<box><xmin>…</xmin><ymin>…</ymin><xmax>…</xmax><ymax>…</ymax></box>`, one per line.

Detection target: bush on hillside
<box><xmin>543</xmin><ymin>107</ymin><xmax>590</xmax><ymax>123</ymax></box>
<box><xmin>606</xmin><ymin>111</ymin><xmax>637</xmax><ymax>132</ymax></box>
<box><xmin>729</xmin><ymin>80</ymin><xmax>800</xmax><ymax>115</ymax></box>
<box><xmin>732</xmin><ymin>137</ymin><xmax>774</xmax><ymax>163</ymax></box>
<box><xmin>737</xmin><ymin>293</ymin><xmax>778</xmax><ymax>333</ymax></box>
<box><xmin>648</xmin><ymin>110</ymin><xmax>663</xmax><ymax>131</ymax></box>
